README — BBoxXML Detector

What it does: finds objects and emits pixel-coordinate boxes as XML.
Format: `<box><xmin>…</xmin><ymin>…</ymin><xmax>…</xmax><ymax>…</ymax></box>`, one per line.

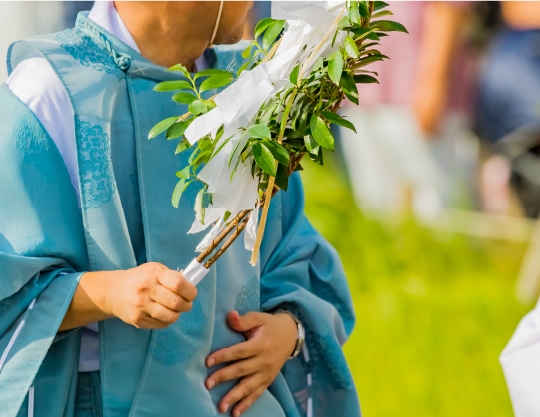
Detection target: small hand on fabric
<box><xmin>205</xmin><ymin>310</ymin><xmax>298</xmax><ymax>417</ymax></box>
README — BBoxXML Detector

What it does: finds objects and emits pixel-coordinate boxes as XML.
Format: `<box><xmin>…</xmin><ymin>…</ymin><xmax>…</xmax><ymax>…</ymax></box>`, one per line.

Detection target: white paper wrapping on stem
<box><xmin>182</xmin><ymin>258</ymin><xmax>209</xmax><ymax>286</ymax></box>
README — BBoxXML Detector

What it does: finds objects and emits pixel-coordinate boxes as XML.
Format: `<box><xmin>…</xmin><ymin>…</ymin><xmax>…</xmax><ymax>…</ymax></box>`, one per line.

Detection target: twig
<box><xmin>196</xmin><ymin>209</ymin><xmax>251</xmax><ymax>263</ymax></box>
<box><xmin>205</xmin><ymin>212</ymin><xmax>251</xmax><ymax>268</ymax></box>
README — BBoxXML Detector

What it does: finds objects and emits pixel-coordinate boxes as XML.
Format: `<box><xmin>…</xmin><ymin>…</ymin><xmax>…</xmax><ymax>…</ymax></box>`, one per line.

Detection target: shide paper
<box><xmin>149</xmin><ymin>1</ymin><xmax>407</xmax><ymax>283</ymax></box>
<box><xmin>184</xmin><ymin>1</ymin><xmax>347</xmax><ymax>256</ymax></box>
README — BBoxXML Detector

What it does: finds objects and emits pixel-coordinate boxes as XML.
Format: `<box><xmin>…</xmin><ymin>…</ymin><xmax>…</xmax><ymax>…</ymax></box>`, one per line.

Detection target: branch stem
<box><xmin>196</xmin><ymin>209</ymin><xmax>250</xmax><ymax>263</ymax></box>
<box><xmin>204</xmin><ymin>212</ymin><xmax>251</xmax><ymax>268</ymax></box>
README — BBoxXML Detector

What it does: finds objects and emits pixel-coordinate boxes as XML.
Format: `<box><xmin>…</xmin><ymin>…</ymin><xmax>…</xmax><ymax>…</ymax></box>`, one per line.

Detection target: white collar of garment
<box><xmin>88</xmin><ymin>1</ymin><xmax>207</xmax><ymax>71</ymax></box>
<box><xmin>88</xmin><ymin>1</ymin><xmax>140</xmax><ymax>53</ymax></box>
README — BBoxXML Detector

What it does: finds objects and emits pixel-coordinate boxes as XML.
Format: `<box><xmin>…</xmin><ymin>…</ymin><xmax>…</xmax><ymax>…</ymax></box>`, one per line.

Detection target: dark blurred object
<box><xmin>476</xmin><ymin>29</ymin><xmax>540</xmax><ymax>144</ymax></box>
<box><xmin>494</xmin><ymin>125</ymin><xmax>540</xmax><ymax>218</ymax></box>
<box><xmin>63</xmin><ymin>1</ymin><xmax>94</xmax><ymax>27</ymax></box>
<box><xmin>476</xmin><ymin>2</ymin><xmax>540</xmax><ymax>217</ymax></box>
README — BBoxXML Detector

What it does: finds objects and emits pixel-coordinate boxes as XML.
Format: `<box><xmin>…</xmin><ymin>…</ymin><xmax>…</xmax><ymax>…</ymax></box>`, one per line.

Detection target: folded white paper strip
<box><xmin>182</xmin><ymin>258</ymin><xmax>209</xmax><ymax>286</ymax></box>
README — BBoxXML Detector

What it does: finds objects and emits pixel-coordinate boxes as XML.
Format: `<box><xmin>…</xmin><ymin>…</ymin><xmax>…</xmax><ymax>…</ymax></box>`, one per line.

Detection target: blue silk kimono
<box><xmin>0</xmin><ymin>12</ymin><xmax>360</xmax><ymax>417</ymax></box>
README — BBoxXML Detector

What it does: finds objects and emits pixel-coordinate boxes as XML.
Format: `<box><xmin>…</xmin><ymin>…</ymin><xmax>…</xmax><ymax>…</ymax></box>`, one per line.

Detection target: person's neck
<box><xmin>114</xmin><ymin>2</ymin><xmax>218</xmax><ymax>71</ymax></box>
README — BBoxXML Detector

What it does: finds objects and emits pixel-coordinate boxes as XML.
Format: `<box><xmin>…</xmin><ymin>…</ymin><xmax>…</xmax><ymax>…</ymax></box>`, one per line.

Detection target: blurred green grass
<box><xmin>300</xmin><ymin>158</ymin><xmax>532</xmax><ymax>417</ymax></box>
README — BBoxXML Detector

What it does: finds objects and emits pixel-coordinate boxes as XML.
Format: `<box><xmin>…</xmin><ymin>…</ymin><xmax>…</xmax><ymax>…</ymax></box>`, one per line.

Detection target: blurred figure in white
<box><xmin>340</xmin><ymin>2</ymin><xmax>475</xmax><ymax>218</ymax></box>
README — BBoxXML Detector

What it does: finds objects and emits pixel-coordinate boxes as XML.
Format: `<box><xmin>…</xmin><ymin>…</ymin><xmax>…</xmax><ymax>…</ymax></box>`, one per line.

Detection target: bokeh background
<box><xmin>2</xmin><ymin>2</ymin><xmax>540</xmax><ymax>416</ymax></box>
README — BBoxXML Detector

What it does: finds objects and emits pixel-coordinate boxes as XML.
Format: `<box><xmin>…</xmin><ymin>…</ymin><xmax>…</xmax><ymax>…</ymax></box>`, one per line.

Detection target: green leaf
<box><xmin>237</xmin><ymin>59</ymin><xmax>252</xmax><ymax>77</ymax></box>
<box><xmin>166</xmin><ymin>121</ymin><xmax>189</xmax><ymax>139</ymax></box>
<box><xmin>242</xmin><ymin>42</ymin><xmax>255</xmax><ymax>58</ymax></box>
<box><xmin>372</xmin><ymin>10</ymin><xmax>394</xmax><ymax>18</ymax></box>
<box><xmin>328</xmin><ymin>52</ymin><xmax>344</xmax><ymax>85</ymax></box>
<box><xmin>351</xmin><ymin>27</ymin><xmax>376</xmax><ymax>40</ymax></box>
<box><xmin>252</xmin><ymin>142</ymin><xmax>277</xmax><ymax>177</ymax></box>
<box><xmin>209</xmin><ymin>133</ymin><xmax>231</xmax><ymax>162</ymax></box>
<box><xmin>309</xmin><ymin>146</ymin><xmax>324</xmax><ymax>166</ymax></box>
<box><xmin>370</xmin><ymin>20</ymin><xmax>409</xmax><ymax>34</ymax></box>
<box><xmin>202</xmin><ymin>99</ymin><xmax>217</xmax><ymax>110</ymax></box>
<box><xmin>195</xmin><ymin>188</ymin><xmax>206</xmax><ymax>223</ymax></box>
<box><xmin>200</xmin><ymin>74</ymin><xmax>234</xmax><ymax>93</ymax></box>
<box><xmin>172</xmin><ymin>179</ymin><xmax>195</xmax><ymax>208</ymax></box>
<box><xmin>262</xmin><ymin>20</ymin><xmax>285</xmax><ymax>51</ymax></box>
<box><xmin>154</xmin><ymin>80</ymin><xmax>192</xmax><ymax>92</ymax></box>
<box><xmin>148</xmin><ymin>117</ymin><xmax>178</xmax><ymax>139</ymax></box>
<box><xmin>337</xmin><ymin>16</ymin><xmax>350</xmax><ymax>28</ymax></box>
<box><xmin>188</xmin><ymin>147</ymin><xmax>198</xmax><ymax>164</ymax></box>
<box><xmin>374</xmin><ymin>1</ymin><xmax>389</xmax><ymax>11</ymax></box>
<box><xmin>247</xmin><ymin>124</ymin><xmax>271</xmax><ymax>140</ymax></box>
<box><xmin>358</xmin><ymin>1</ymin><xmax>370</xmax><ymax>18</ymax></box>
<box><xmin>262</xmin><ymin>139</ymin><xmax>289</xmax><ymax>166</ymax></box>
<box><xmin>366</xmin><ymin>32</ymin><xmax>380</xmax><ymax>41</ymax></box>
<box><xmin>341</xmin><ymin>73</ymin><xmax>359</xmax><ymax>105</ymax></box>
<box><xmin>289</xmin><ymin>64</ymin><xmax>300</xmax><ymax>85</ymax></box>
<box><xmin>331</xmin><ymin>27</ymin><xmax>340</xmax><ymax>48</ymax></box>
<box><xmin>172</xmin><ymin>92</ymin><xmax>197</xmax><ymax>104</ymax></box>
<box><xmin>310</xmin><ymin>115</ymin><xmax>334</xmax><ymax>150</ymax></box>
<box><xmin>194</xmin><ymin>69</ymin><xmax>232</xmax><ymax>80</ymax></box>
<box><xmin>304</xmin><ymin>134</ymin><xmax>320</xmax><ymax>155</ymax></box>
<box><xmin>275</xmin><ymin>163</ymin><xmax>289</xmax><ymax>192</ymax></box>
<box><xmin>320</xmin><ymin>111</ymin><xmax>357</xmax><ymax>133</ymax></box>
<box><xmin>254</xmin><ymin>17</ymin><xmax>275</xmax><ymax>39</ymax></box>
<box><xmin>348</xmin><ymin>1</ymin><xmax>360</xmax><ymax>23</ymax></box>
<box><xmin>198</xmin><ymin>137</ymin><xmax>213</xmax><ymax>152</ymax></box>
<box><xmin>166</xmin><ymin>64</ymin><xmax>189</xmax><ymax>76</ymax></box>
<box><xmin>344</xmin><ymin>35</ymin><xmax>359</xmax><ymax>59</ymax></box>
<box><xmin>359</xmin><ymin>48</ymin><xmax>382</xmax><ymax>57</ymax></box>
<box><xmin>353</xmin><ymin>74</ymin><xmax>379</xmax><ymax>84</ymax></box>
<box><xmin>176</xmin><ymin>167</ymin><xmax>190</xmax><ymax>179</ymax></box>
<box><xmin>356</xmin><ymin>54</ymin><xmax>388</xmax><ymax>68</ymax></box>
<box><xmin>189</xmin><ymin>100</ymin><xmax>207</xmax><ymax>115</ymax></box>
<box><xmin>191</xmin><ymin>149</ymin><xmax>212</xmax><ymax>169</ymax></box>
<box><xmin>175</xmin><ymin>138</ymin><xmax>192</xmax><ymax>154</ymax></box>
<box><xmin>313</xmin><ymin>57</ymin><xmax>324</xmax><ymax>72</ymax></box>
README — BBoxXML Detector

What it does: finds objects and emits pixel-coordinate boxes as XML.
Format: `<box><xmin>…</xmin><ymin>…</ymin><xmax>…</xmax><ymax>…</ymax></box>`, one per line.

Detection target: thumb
<box><xmin>227</xmin><ymin>310</ymin><xmax>264</xmax><ymax>332</ymax></box>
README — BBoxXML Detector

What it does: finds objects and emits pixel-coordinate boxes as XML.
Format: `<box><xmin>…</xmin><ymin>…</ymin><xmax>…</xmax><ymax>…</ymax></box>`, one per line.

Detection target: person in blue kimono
<box><xmin>0</xmin><ymin>2</ymin><xmax>360</xmax><ymax>417</ymax></box>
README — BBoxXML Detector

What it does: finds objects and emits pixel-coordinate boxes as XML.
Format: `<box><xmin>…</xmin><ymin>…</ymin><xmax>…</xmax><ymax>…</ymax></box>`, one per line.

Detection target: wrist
<box><xmin>272</xmin><ymin>309</ymin><xmax>305</xmax><ymax>359</ymax></box>
<box><xmin>80</xmin><ymin>271</ymin><xmax>116</xmax><ymax>320</ymax></box>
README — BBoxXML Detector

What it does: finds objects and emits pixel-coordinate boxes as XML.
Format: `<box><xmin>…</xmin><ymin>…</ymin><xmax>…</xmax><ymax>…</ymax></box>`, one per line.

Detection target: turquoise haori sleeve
<box><xmin>260</xmin><ymin>173</ymin><xmax>361</xmax><ymax>417</ymax></box>
<box><xmin>0</xmin><ymin>84</ymin><xmax>88</xmax><ymax>416</ymax></box>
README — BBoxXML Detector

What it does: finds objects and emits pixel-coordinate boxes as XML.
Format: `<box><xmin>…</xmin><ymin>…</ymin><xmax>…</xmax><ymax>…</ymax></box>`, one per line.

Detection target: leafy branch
<box><xmin>149</xmin><ymin>0</ymin><xmax>407</xmax><ymax>268</ymax></box>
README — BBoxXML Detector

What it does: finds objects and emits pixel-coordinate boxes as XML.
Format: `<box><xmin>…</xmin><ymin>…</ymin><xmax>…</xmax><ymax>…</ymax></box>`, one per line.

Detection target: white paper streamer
<box><xmin>195</xmin><ymin>215</ymin><xmax>225</xmax><ymax>252</ymax></box>
<box><xmin>185</xmin><ymin>107</ymin><xmax>224</xmax><ymax>145</ymax></box>
<box><xmin>186</xmin><ymin>1</ymin><xmax>347</xmax><ymax>259</ymax></box>
<box><xmin>188</xmin><ymin>207</ymin><xmax>226</xmax><ymax>234</ymax></box>
<box><xmin>244</xmin><ymin>200</ymin><xmax>260</xmax><ymax>252</ymax></box>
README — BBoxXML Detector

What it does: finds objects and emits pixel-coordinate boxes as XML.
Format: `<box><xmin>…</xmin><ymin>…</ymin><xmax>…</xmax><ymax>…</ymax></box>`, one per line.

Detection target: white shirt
<box><xmin>5</xmin><ymin>0</ymin><xmax>141</xmax><ymax>373</ymax></box>
<box><xmin>5</xmin><ymin>1</ymin><xmax>208</xmax><ymax>373</ymax></box>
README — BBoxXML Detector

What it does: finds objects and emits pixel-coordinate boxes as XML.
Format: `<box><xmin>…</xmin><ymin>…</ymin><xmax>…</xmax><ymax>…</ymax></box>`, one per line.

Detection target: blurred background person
<box><xmin>476</xmin><ymin>1</ymin><xmax>540</xmax><ymax>218</ymax></box>
<box><xmin>339</xmin><ymin>2</ymin><xmax>477</xmax><ymax>218</ymax></box>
